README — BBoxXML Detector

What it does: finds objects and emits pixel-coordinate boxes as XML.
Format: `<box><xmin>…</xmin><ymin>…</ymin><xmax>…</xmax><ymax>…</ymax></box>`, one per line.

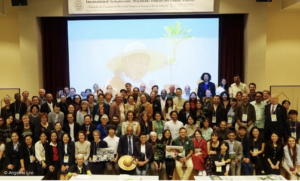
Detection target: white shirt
<box><xmin>270</xmin><ymin>104</ymin><xmax>278</xmax><ymax>114</ymax></box>
<box><xmin>64</xmin><ymin>144</ymin><xmax>68</xmax><ymax>153</ymax></box>
<box><xmin>141</xmin><ymin>144</ymin><xmax>147</xmax><ymax>160</ymax></box>
<box><xmin>173</xmin><ymin>97</ymin><xmax>186</xmax><ymax>112</ymax></box>
<box><xmin>69</xmin><ymin>123</ymin><xmax>75</xmax><ymax>141</ymax></box>
<box><xmin>104</xmin><ymin>135</ymin><xmax>120</xmax><ymax>154</ymax></box>
<box><xmin>164</xmin><ymin>120</ymin><xmax>184</xmax><ymax>139</ymax></box>
<box><xmin>35</xmin><ymin>140</ymin><xmax>47</xmax><ymax>162</ymax></box>
<box><xmin>160</xmin><ymin>98</ymin><xmax>166</xmax><ymax>112</ymax></box>
<box><xmin>230</xmin><ymin>82</ymin><xmax>249</xmax><ymax>98</ymax></box>
<box><xmin>47</xmin><ymin>102</ymin><xmax>53</xmax><ymax>112</ymax></box>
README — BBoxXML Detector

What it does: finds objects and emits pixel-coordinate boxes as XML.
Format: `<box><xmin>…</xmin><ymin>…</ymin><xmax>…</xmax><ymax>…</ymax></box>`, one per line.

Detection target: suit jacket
<box><xmin>197</xmin><ymin>82</ymin><xmax>216</xmax><ymax>99</ymax></box>
<box><xmin>117</xmin><ymin>134</ymin><xmax>139</xmax><ymax>157</ymax></box>
<box><xmin>207</xmin><ymin>104</ymin><xmax>226</xmax><ymax>127</ymax></box>
<box><xmin>48</xmin><ymin>111</ymin><xmax>65</xmax><ymax>127</ymax></box>
<box><xmin>63</xmin><ymin>123</ymin><xmax>80</xmax><ymax>142</ymax></box>
<box><xmin>66</xmin><ymin>97</ymin><xmax>74</xmax><ymax>106</ymax></box>
<box><xmin>149</xmin><ymin>99</ymin><xmax>162</xmax><ymax>120</ymax></box>
<box><xmin>264</xmin><ymin>104</ymin><xmax>287</xmax><ymax>137</ymax></box>
<box><xmin>235</xmin><ymin>136</ymin><xmax>250</xmax><ymax>159</ymax></box>
<box><xmin>45</xmin><ymin>142</ymin><xmax>60</xmax><ymax>166</ymax></box>
<box><xmin>58</xmin><ymin>141</ymin><xmax>75</xmax><ymax>166</ymax></box>
<box><xmin>80</xmin><ymin>123</ymin><xmax>96</xmax><ymax>142</ymax></box>
<box><xmin>284</xmin><ymin>120</ymin><xmax>300</xmax><ymax>141</ymax></box>
<box><xmin>9</xmin><ymin>101</ymin><xmax>27</xmax><ymax>123</ymax></box>
<box><xmin>92</xmin><ymin>103</ymin><xmax>110</xmax><ymax>122</ymax></box>
<box><xmin>40</xmin><ymin>102</ymin><xmax>54</xmax><ymax>114</ymax></box>
<box><xmin>133</xmin><ymin>141</ymin><xmax>153</xmax><ymax>162</ymax></box>
<box><xmin>4</xmin><ymin>141</ymin><xmax>24</xmax><ymax>167</ymax></box>
<box><xmin>178</xmin><ymin>109</ymin><xmax>195</xmax><ymax>125</ymax></box>
<box><xmin>224</xmin><ymin>140</ymin><xmax>243</xmax><ymax>161</ymax></box>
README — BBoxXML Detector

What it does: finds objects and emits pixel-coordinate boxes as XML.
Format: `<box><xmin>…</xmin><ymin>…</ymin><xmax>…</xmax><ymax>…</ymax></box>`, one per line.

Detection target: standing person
<box><xmin>205</xmin><ymin>132</ymin><xmax>220</xmax><ymax>176</ymax></box>
<box><xmin>285</xmin><ymin>110</ymin><xmax>300</xmax><ymax>142</ymax></box>
<box><xmin>160</xmin><ymin>89</ymin><xmax>167</xmax><ymax>113</ymax></box>
<box><xmin>167</xmin><ymin>85</ymin><xmax>176</xmax><ymax>99</ymax></box>
<box><xmin>184</xmin><ymin>115</ymin><xmax>198</xmax><ymax>138</ymax></box>
<box><xmin>80</xmin><ymin>115</ymin><xmax>96</xmax><ymax>142</ymax></box>
<box><xmin>282</xmin><ymin>137</ymin><xmax>300</xmax><ymax>180</ymax></box>
<box><xmin>216</xmin><ymin>78</ymin><xmax>229</xmax><ymax>96</ymax></box>
<box><xmin>22</xmin><ymin>135</ymin><xmax>36</xmax><ymax>175</ymax></box>
<box><xmin>163</xmin><ymin>97</ymin><xmax>178</xmax><ymax>122</ymax></box>
<box><xmin>1</xmin><ymin>96</ymin><xmax>11</xmax><ymax>120</ymax></box>
<box><xmin>0</xmin><ymin>136</ymin><xmax>4</xmax><ymax>170</ymax></box>
<box><xmin>92</xmin><ymin>94</ymin><xmax>110</xmax><ymax>126</ymax></box>
<box><xmin>0</xmin><ymin>115</ymin><xmax>17</xmax><ymax>144</ymax></box>
<box><xmin>164</xmin><ymin>111</ymin><xmax>184</xmax><ymax>139</ymax></box>
<box><xmin>66</xmin><ymin>88</ymin><xmax>76</xmax><ymax>105</ymax></box>
<box><xmin>282</xmin><ymin>100</ymin><xmax>291</xmax><ymax>119</ymax></box>
<box><xmin>183</xmin><ymin>85</ymin><xmax>191</xmax><ymax>100</ymax></box>
<box><xmin>58</xmin><ymin>94</ymin><xmax>68</xmax><ymax>119</ymax></box>
<box><xmin>104</xmin><ymin>125</ymin><xmax>120</xmax><ymax>175</ymax></box>
<box><xmin>236</xmin><ymin>91</ymin><xmax>243</xmax><ymax>105</ymax></box>
<box><xmin>77</xmin><ymin>101</ymin><xmax>90</xmax><ymax>126</ymax></box>
<box><xmin>250</xmin><ymin>92</ymin><xmax>266</xmax><ymax>135</ymax></box>
<box><xmin>212</xmin><ymin>142</ymin><xmax>231</xmax><ymax>176</ymax></box>
<box><xmin>21</xmin><ymin>91</ymin><xmax>32</xmax><ymax>107</ymax></box>
<box><xmin>161</xmin><ymin>129</ymin><xmax>175</xmax><ymax>180</ymax></box>
<box><xmin>133</xmin><ymin>132</ymin><xmax>153</xmax><ymax>175</ymax></box>
<box><xmin>173</xmin><ymin>88</ymin><xmax>186</xmax><ymax>112</ymax></box>
<box><xmin>220</xmin><ymin>91</ymin><xmax>231</xmax><ymax>112</ymax></box>
<box><xmin>192</xmin><ymin>130</ymin><xmax>208</xmax><ymax>176</ymax></box>
<box><xmin>96</xmin><ymin>114</ymin><xmax>109</xmax><ymax>140</ymax></box>
<box><xmin>248</xmin><ymin>83</ymin><xmax>257</xmax><ymax>102</ymax></box>
<box><xmin>110</xmin><ymin>115</ymin><xmax>122</xmax><ymax>137</ymax></box>
<box><xmin>138</xmin><ymin>111</ymin><xmax>153</xmax><ymax>139</ymax></box>
<box><xmin>89</xmin><ymin>130</ymin><xmax>108</xmax><ymax>174</ymax></box>
<box><xmin>197</xmin><ymin>73</ymin><xmax>216</xmax><ymax>99</ymax></box>
<box><xmin>59</xmin><ymin>133</ymin><xmax>75</xmax><ymax>180</ymax></box>
<box><xmin>40</xmin><ymin>93</ymin><xmax>54</xmax><ymax>114</ymax></box>
<box><xmin>236</xmin><ymin>126</ymin><xmax>253</xmax><ymax>175</ymax></box>
<box><xmin>35</xmin><ymin>132</ymin><xmax>48</xmax><ymax>175</ymax></box>
<box><xmin>263</xmin><ymin>90</ymin><xmax>271</xmax><ymax>104</ymax></box>
<box><xmin>152</xmin><ymin>112</ymin><xmax>165</xmax><ymax>140</ymax></box>
<box><xmin>235</xmin><ymin>93</ymin><xmax>256</xmax><ymax>133</ymax></box>
<box><xmin>48</xmin><ymin>104</ymin><xmax>64</xmax><ymax>127</ymax></box>
<box><xmin>226</xmin><ymin>98</ymin><xmax>237</xmax><ymax>130</ymax></box>
<box><xmin>109</xmin><ymin>93</ymin><xmax>125</xmax><ymax>123</ymax></box>
<box><xmin>122</xmin><ymin>111</ymin><xmax>140</xmax><ymax>136</ymax></box>
<box><xmin>104</xmin><ymin>92</ymin><xmax>113</xmax><ymax>105</ymax></box>
<box><xmin>264</xmin><ymin>132</ymin><xmax>283</xmax><ymax>175</ymax></box>
<box><xmin>27</xmin><ymin>96</ymin><xmax>41</xmax><ymax>115</ymax></box>
<box><xmin>194</xmin><ymin>100</ymin><xmax>206</xmax><ymax>128</ymax></box>
<box><xmin>264</xmin><ymin>94</ymin><xmax>287</xmax><ymax>141</ymax></box>
<box><xmin>38</xmin><ymin>89</ymin><xmax>47</xmax><ymax>106</ymax></box>
<box><xmin>124</xmin><ymin>95</ymin><xmax>137</xmax><ymax>115</ymax></box>
<box><xmin>201</xmin><ymin>118</ymin><xmax>213</xmax><ymax>142</ymax></box>
<box><xmin>17</xmin><ymin>115</ymin><xmax>34</xmax><ymax>141</ymax></box>
<box><xmin>10</xmin><ymin>93</ymin><xmax>27</xmax><ymax>125</ymax></box>
<box><xmin>54</xmin><ymin>122</ymin><xmax>65</xmax><ymax>141</ymax></box>
<box><xmin>137</xmin><ymin>94</ymin><xmax>153</xmax><ymax>120</ymax></box>
<box><xmin>178</xmin><ymin>101</ymin><xmax>194</xmax><ymax>125</ymax></box>
<box><xmin>207</xmin><ymin>95</ymin><xmax>226</xmax><ymax>130</ymax></box>
<box><xmin>230</xmin><ymin>75</ymin><xmax>249</xmax><ymax>98</ymax></box>
<box><xmin>29</xmin><ymin>105</ymin><xmax>41</xmax><ymax>129</ymax></box>
<box><xmin>224</xmin><ymin>130</ymin><xmax>243</xmax><ymax>175</ymax></box>
<box><xmin>72</xmin><ymin>95</ymin><xmax>82</xmax><ymax>113</ymax></box>
<box><xmin>172</xmin><ymin>127</ymin><xmax>194</xmax><ymax>180</ymax></box>
<box><xmin>249</xmin><ymin>126</ymin><xmax>265</xmax><ymax>175</ymax></box>
<box><xmin>34</xmin><ymin>113</ymin><xmax>53</xmax><ymax>143</ymax></box>
<box><xmin>75</xmin><ymin>131</ymin><xmax>91</xmax><ymax>166</ymax></box>
<box><xmin>46</xmin><ymin>131</ymin><xmax>60</xmax><ymax>180</ymax></box>
<box><xmin>149</xmin><ymin>91</ymin><xmax>162</xmax><ymax>120</ymax></box>
<box><xmin>63</xmin><ymin>113</ymin><xmax>80</xmax><ymax>142</ymax></box>
<box><xmin>216</xmin><ymin>121</ymin><xmax>230</xmax><ymax>141</ymax></box>
<box><xmin>86</xmin><ymin>94</ymin><xmax>96</xmax><ymax>114</ymax></box>
<box><xmin>189</xmin><ymin>92</ymin><xmax>197</xmax><ymax>110</ymax></box>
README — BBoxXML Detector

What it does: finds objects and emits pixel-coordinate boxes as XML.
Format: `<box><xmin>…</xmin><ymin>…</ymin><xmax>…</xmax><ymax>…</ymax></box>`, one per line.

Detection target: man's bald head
<box><xmin>126</xmin><ymin>126</ymin><xmax>133</xmax><ymax>136</ymax></box>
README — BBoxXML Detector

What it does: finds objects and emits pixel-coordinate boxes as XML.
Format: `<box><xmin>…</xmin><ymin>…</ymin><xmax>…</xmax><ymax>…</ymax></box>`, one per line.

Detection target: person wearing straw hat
<box><xmin>103</xmin><ymin>42</ymin><xmax>167</xmax><ymax>93</ymax></box>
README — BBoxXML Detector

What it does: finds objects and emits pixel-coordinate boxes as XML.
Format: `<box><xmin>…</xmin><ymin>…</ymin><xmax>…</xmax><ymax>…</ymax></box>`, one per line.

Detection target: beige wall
<box><xmin>0</xmin><ymin>0</ymin><xmax>298</xmax><ymax>97</ymax></box>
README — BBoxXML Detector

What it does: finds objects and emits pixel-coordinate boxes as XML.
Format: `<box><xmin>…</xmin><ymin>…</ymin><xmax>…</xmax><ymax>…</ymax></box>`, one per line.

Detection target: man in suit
<box><xmin>9</xmin><ymin>93</ymin><xmax>27</xmax><ymax>125</ymax></box>
<box><xmin>40</xmin><ymin>93</ymin><xmax>54</xmax><ymax>114</ymax></box>
<box><xmin>66</xmin><ymin>87</ymin><xmax>76</xmax><ymax>105</ymax></box>
<box><xmin>264</xmin><ymin>94</ymin><xmax>287</xmax><ymax>141</ymax></box>
<box><xmin>197</xmin><ymin>72</ymin><xmax>216</xmax><ymax>99</ymax></box>
<box><xmin>225</xmin><ymin>130</ymin><xmax>243</xmax><ymax>175</ymax></box>
<box><xmin>63</xmin><ymin>113</ymin><xmax>80</xmax><ymax>142</ymax></box>
<box><xmin>117</xmin><ymin>126</ymin><xmax>139</xmax><ymax>174</ymax></box>
<box><xmin>207</xmin><ymin>95</ymin><xmax>226</xmax><ymax>130</ymax></box>
<box><xmin>80</xmin><ymin>115</ymin><xmax>96</xmax><ymax>142</ymax></box>
<box><xmin>284</xmin><ymin>110</ymin><xmax>300</xmax><ymax>142</ymax></box>
<box><xmin>173</xmin><ymin>88</ymin><xmax>186</xmax><ymax>112</ymax></box>
<box><xmin>48</xmin><ymin>104</ymin><xmax>64</xmax><ymax>127</ymax></box>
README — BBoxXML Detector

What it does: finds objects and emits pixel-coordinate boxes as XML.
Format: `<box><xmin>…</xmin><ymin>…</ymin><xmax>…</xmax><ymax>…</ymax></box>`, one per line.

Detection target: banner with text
<box><xmin>68</xmin><ymin>0</ymin><xmax>214</xmax><ymax>14</ymax></box>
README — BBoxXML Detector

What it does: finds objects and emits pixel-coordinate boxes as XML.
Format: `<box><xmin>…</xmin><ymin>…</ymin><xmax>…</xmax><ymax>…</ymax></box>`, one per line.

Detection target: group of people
<box><xmin>0</xmin><ymin>73</ymin><xmax>299</xmax><ymax>180</ymax></box>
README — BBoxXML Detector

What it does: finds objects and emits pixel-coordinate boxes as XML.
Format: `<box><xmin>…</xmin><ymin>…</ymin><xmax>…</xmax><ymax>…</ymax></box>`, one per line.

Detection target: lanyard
<box><xmin>219</xmin><ymin>153</ymin><xmax>225</xmax><ymax>161</ymax></box>
<box><xmin>242</xmin><ymin>105</ymin><xmax>248</xmax><ymax>115</ymax></box>
<box><xmin>27</xmin><ymin>146</ymin><xmax>34</xmax><ymax>156</ymax></box>
<box><xmin>94</xmin><ymin>141</ymin><xmax>99</xmax><ymax>155</ymax></box>
<box><xmin>253</xmin><ymin>140</ymin><xmax>257</xmax><ymax>149</ymax></box>
<box><xmin>14</xmin><ymin>102</ymin><xmax>22</xmax><ymax>114</ymax></box>
<box><xmin>5</xmin><ymin>126</ymin><xmax>11</xmax><ymax>138</ymax></box>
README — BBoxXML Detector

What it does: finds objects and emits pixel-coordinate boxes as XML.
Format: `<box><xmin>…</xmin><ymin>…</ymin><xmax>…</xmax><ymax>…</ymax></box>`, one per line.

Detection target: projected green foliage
<box><xmin>164</xmin><ymin>21</ymin><xmax>194</xmax><ymax>83</ymax></box>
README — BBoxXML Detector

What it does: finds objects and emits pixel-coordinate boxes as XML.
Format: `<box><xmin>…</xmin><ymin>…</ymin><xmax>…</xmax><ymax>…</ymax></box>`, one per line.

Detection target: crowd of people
<box><xmin>0</xmin><ymin>73</ymin><xmax>298</xmax><ymax>180</ymax></box>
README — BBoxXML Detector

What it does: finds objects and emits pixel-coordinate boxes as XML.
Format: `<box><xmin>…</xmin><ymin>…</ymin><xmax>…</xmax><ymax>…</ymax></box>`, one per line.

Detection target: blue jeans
<box><xmin>136</xmin><ymin>163</ymin><xmax>149</xmax><ymax>175</ymax></box>
<box><xmin>241</xmin><ymin>161</ymin><xmax>253</xmax><ymax>175</ymax></box>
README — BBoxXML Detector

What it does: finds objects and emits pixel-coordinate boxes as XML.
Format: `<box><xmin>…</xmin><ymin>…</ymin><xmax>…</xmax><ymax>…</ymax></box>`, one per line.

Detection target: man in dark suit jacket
<box><xmin>197</xmin><ymin>73</ymin><xmax>216</xmax><ymax>99</ymax></box>
<box><xmin>264</xmin><ymin>94</ymin><xmax>287</xmax><ymax>141</ymax></box>
<box><xmin>63</xmin><ymin>113</ymin><xmax>80</xmax><ymax>142</ymax></box>
<box><xmin>207</xmin><ymin>95</ymin><xmax>226</xmax><ymax>129</ymax></box>
<box><xmin>9</xmin><ymin>93</ymin><xmax>27</xmax><ymax>125</ymax></box>
<box><xmin>80</xmin><ymin>115</ymin><xmax>96</xmax><ymax>142</ymax></box>
<box><xmin>117</xmin><ymin>125</ymin><xmax>139</xmax><ymax>174</ymax></box>
<box><xmin>40</xmin><ymin>93</ymin><xmax>54</xmax><ymax>114</ymax></box>
<box><xmin>284</xmin><ymin>110</ymin><xmax>299</xmax><ymax>142</ymax></box>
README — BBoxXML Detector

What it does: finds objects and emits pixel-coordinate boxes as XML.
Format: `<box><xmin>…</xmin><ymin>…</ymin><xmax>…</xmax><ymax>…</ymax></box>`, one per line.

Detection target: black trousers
<box><xmin>4</xmin><ymin>158</ymin><xmax>20</xmax><ymax>175</ymax></box>
<box><xmin>46</xmin><ymin>161</ymin><xmax>60</xmax><ymax>180</ymax></box>
<box><xmin>165</xmin><ymin>159</ymin><xmax>175</xmax><ymax>178</ymax></box>
<box><xmin>89</xmin><ymin>162</ymin><xmax>106</xmax><ymax>174</ymax></box>
<box><xmin>251</xmin><ymin>155</ymin><xmax>264</xmax><ymax>175</ymax></box>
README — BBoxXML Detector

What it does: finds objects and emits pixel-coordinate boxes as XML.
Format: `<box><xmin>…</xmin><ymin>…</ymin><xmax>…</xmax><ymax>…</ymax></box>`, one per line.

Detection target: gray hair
<box><xmin>150</xmin><ymin>131</ymin><xmax>157</xmax><ymax>137</ymax></box>
<box><xmin>101</xmin><ymin>114</ymin><xmax>109</xmax><ymax>121</ymax></box>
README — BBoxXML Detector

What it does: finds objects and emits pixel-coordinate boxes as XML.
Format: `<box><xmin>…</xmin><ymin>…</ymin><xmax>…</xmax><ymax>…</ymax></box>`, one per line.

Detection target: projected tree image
<box><xmin>164</xmin><ymin>21</ymin><xmax>194</xmax><ymax>83</ymax></box>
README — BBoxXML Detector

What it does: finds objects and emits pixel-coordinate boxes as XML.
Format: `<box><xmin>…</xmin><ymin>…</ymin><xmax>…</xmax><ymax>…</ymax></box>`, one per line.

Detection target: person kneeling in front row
<box><xmin>68</xmin><ymin>154</ymin><xmax>92</xmax><ymax>177</ymax></box>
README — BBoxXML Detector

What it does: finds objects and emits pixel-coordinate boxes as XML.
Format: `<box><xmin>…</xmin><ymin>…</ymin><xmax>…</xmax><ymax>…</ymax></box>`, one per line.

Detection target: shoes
<box><xmin>198</xmin><ymin>170</ymin><xmax>203</xmax><ymax>176</ymax></box>
<box><xmin>202</xmin><ymin>171</ymin><xmax>207</xmax><ymax>176</ymax></box>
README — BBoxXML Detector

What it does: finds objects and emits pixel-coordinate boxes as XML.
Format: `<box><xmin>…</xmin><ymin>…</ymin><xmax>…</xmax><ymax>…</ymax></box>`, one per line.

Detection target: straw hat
<box><xmin>118</xmin><ymin>155</ymin><xmax>137</xmax><ymax>171</ymax></box>
<box><xmin>106</xmin><ymin>42</ymin><xmax>167</xmax><ymax>72</ymax></box>
<box><xmin>166</xmin><ymin>146</ymin><xmax>183</xmax><ymax>153</ymax></box>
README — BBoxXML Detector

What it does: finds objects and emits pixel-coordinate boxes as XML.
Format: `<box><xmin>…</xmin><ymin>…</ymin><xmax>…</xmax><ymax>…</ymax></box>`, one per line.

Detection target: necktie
<box><xmin>271</xmin><ymin>105</ymin><xmax>275</xmax><ymax>114</ymax></box>
<box><xmin>128</xmin><ymin>137</ymin><xmax>132</xmax><ymax>155</ymax></box>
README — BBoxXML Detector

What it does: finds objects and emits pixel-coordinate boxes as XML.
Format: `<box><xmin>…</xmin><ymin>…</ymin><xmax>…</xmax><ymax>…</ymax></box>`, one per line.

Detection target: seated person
<box><xmin>67</xmin><ymin>154</ymin><xmax>92</xmax><ymax>177</ymax></box>
<box><xmin>213</xmin><ymin>141</ymin><xmax>231</xmax><ymax>176</ymax></box>
<box><xmin>192</xmin><ymin>130</ymin><xmax>208</xmax><ymax>176</ymax></box>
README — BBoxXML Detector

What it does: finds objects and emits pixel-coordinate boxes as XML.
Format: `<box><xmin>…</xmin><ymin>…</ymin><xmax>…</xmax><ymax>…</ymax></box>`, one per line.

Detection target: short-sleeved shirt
<box><xmin>172</xmin><ymin>136</ymin><xmax>194</xmax><ymax>157</ymax></box>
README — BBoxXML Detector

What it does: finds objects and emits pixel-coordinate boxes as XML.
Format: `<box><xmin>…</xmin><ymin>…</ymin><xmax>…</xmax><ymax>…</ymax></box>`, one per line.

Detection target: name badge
<box><xmin>216</xmin><ymin>166</ymin><xmax>222</xmax><ymax>172</ymax></box>
<box><xmin>6</xmin><ymin>138</ymin><xmax>11</xmax><ymax>143</ymax></box>
<box><xmin>64</xmin><ymin>156</ymin><xmax>69</xmax><ymax>163</ymax></box>
<box><xmin>228</xmin><ymin>117</ymin><xmax>232</xmax><ymax>124</ymax></box>
<box><xmin>15</xmin><ymin>113</ymin><xmax>20</xmax><ymax>120</ymax></box>
<box><xmin>256</xmin><ymin>113</ymin><xmax>261</xmax><ymax>120</ymax></box>
<box><xmin>253</xmin><ymin>149</ymin><xmax>259</xmax><ymax>153</ymax></box>
<box><xmin>158</xmin><ymin>134</ymin><xmax>162</xmax><ymax>140</ymax></box>
<box><xmin>94</xmin><ymin>115</ymin><xmax>99</xmax><ymax>121</ymax></box>
<box><xmin>212</xmin><ymin>116</ymin><xmax>216</xmax><ymax>123</ymax></box>
<box><xmin>154</xmin><ymin>154</ymin><xmax>159</xmax><ymax>160</ymax></box>
<box><xmin>242</xmin><ymin>114</ymin><xmax>247</xmax><ymax>122</ymax></box>
<box><xmin>195</xmin><ymin>148</ymin><xmax>201</xmax><ymax>154</ymax></box>
<box><xmin>292</xmin><ymin>132</ymin><xmax>296</xmax><ymax>138</ymax></box>
<box><xmin>30</xmin><ymin>156</ymin><xmax>34</xmax><ymax>163</ymax></box>
<box><xmin>229</xmin><ymin>152</ymin><xmax>236</xmax><ymax>159</ymax></box>
<box><xmin>93</xmin><ymin>155</ymin><xmax>97</xmax><ymax>162</ymax></box>
<box><xmin>271</xmin><ymin>114</ymin><xmax>277</xmax><ymax>122</ymax></box>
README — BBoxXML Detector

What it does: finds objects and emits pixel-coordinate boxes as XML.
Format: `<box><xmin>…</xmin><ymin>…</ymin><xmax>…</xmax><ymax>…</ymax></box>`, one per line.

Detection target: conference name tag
<box><xmin>228</xmin><ymin>117</ymin><xmax>232</xmax><ymax>124</ymax></box>
<box><xmin>271</xmin><ymin>114</ymin><xmax>277</xmax><ymax>122</ymax></box>
<box><xmin>292</xmin><ymin>132</ymin><xmax>296</xmax><ymax>138</ymax></box>
<box><xmin>30</xmin><ymin>156</ymin><xmax>34</xmax><ymax>163</ymax></box>
<box><xmin>253</xmin><ymin>149</ymin><xmax>259</xmax><ymax>154</ymax></box>
<box><xmin>195</xmin><ymin>148</ymin><xmax>201</xmax><ymax>154</ymax></box>
<box><xmin>93</xmin><ymin>155</ymin><xmax>97</xmax><ymax>162</ymax></box>
<box><xmin>158</xmin><ymin>134</ymin><xmax>162</xmax><ymax>140</ymax></box>
<box><xmin>64</xmin><ymin>156</ymin><xmax>69</xmax><ymax>163</ymax></box>
<box><xmin>216</xmin><ymin>166</ymin><xmax>222</xmax><ymax>172</ymax></box>
<box><xmin>94</xmin><ymin>115</ymin><xmax>99</xmax><ymax>121</ymax></box>
<box><xmin>212</xmin><ymin>116</ymin><xmax>217</xmax><ymax>123</ymax></box>
<box><xmin>229</xmin><ymin>152</ymin><xmax>236</xmax><ymax>159</ymax></box>
<box><xmin>15</xmin><ymin>113</ymin><xmax>20</xmax><ymax>120</ymax></box>
<box><xmin>256</xmin><ymin>113</ymin><xmax>261</xmax><ymax>120</ymax></box>
<box><xmin>6</xmin><ymin>138</ymin><xmax>11</xmax><ymax>143</ymax></box>
<box><xmin>242</xmin><ymin>114</ymin><xmax>247</xmax><ymax>122</ymax></box>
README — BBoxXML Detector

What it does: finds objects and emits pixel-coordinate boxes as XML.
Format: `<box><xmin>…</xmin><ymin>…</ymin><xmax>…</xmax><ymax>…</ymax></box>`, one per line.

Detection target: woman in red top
<box><xmin>189</xmin><ymin>92</ymin><xmax>197</xmax><ymax>109</ymax></box>
<box><xmin>46</xmin><ymin>131</ymin><xmax>60</xmax><ymax>180</ymax></box>
<box><xmin>192</xmin><ymin>130</ymin><xmax>208</xmax><ymax>176</ymax></box>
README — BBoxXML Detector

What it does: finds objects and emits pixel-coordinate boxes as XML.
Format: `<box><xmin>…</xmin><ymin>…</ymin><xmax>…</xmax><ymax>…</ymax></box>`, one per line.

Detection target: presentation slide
<box><xmin>68</xmin><ymin>18</ymin><xmax>219</xmax><ymax>95</ymax></box>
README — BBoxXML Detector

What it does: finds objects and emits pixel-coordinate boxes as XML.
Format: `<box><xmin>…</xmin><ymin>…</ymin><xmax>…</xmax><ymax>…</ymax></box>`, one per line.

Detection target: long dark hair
<box><xmin>220</xmin><ymin>91</ymin><xmax>230</xmax><ymax>102</ymax></box>
<box><xmin>72</xmin><ymin>94</ymin><xmax>82</xmax><ymax>105</ymax></box>
<box><xmin>162</xmin><ymin>129</ymin><xmax>172</xmax><ymax>146</ymax></box>
<box><xmin>139</xmin><ymin>111</ymin><xmax>149</xmax><ymax>128</ymax></box>
<box><xmin>219</xmin><ymin>78</ymin><xmax>229</xmax><ymax>92</ymax></box>
<box><xmin>269</xmin><ymin>132</ymin><xmax>282</xmax><ymax>148</ymax></box>
<box><xmin>287</xmin><ymin>136</ymin><xmax>297</xmax><ymax>167</ymax></box>
<box><xmin>165</xmin><ymin>97</ymin><xmax>174</xmax><ymax>113</ymax></box>
<box><xmin>189</xmin><ymin>92</ymin><xmax>197</xmax><ymax>106</ymax></box>
<box><xmin>249</xmin><ymin>126</ymin><xmax>262</xmax><ymax>148</ymax></box>
<box><xmin>182</xmin><ymin>101</ymin><xmax>190</xmax><ymax>113</ymax></box>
